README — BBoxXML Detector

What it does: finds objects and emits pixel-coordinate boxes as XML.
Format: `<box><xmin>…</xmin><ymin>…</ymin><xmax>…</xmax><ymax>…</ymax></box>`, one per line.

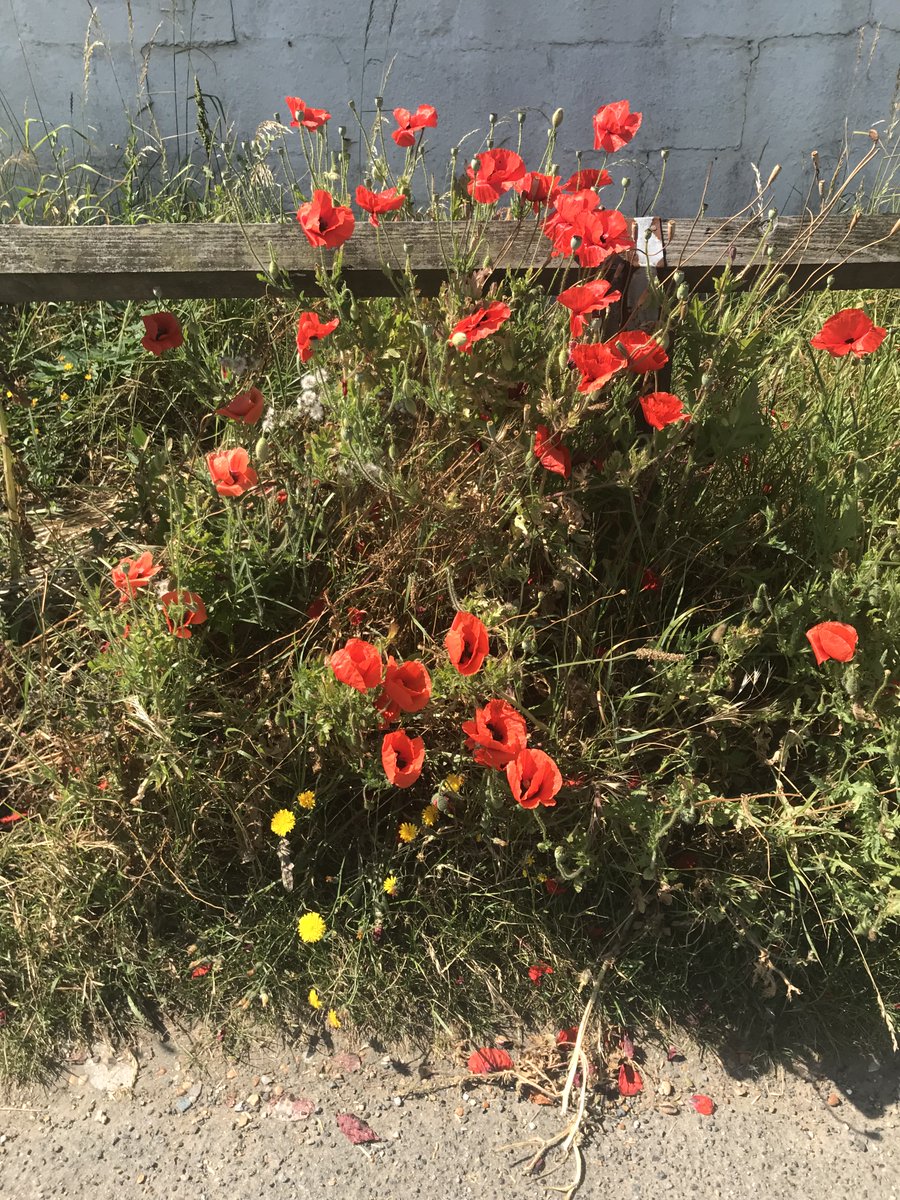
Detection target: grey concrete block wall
<box><xmin>1</xmin><ymin>0</ymin><xmax>898</xmax><ymax>214</ymax></box>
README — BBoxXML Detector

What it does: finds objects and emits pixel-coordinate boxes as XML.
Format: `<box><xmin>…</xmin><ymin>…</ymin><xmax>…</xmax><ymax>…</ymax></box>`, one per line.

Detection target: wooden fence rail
<box><xmin>0</xmin><ymin>215</ymin><xmax>897</xmax><ymax>302</ymax></box>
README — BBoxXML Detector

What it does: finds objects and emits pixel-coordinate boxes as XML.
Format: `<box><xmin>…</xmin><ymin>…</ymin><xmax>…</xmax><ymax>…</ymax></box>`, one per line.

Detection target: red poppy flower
<box><xmin>466</xmin><ymin>149</ymin><xmax>526</xmax><ymax>203</ymax></box>
<box><xmin>556</xmin><ymin>1027</ymin><xmax>579</xmax><ymax>1046</ymax></box>
<box><xmin>285</xmin><ymin>96</ymin><xmax>331</xmax><ymax>131</ymax></box>
<box><xmin>528</xmin><ymin>962</ymin><xmax>553</xmax><ymax>986</ymax></box>
<box><xmin>640</xmin><ymin>568</ymin><xmax>661</xmax><ymax>592</ymax></box>
<box><xmin>374</xmin><ymin>688</ymin><xmax>401</xmax><ymax>729</ymax></box>
<box><xmin>506</xmin><ymin>747</ymin><xmax>562</xmax><ymax>809</ymax></box>
<box><xmin>544</xmin><ymin>878</ymin><xmax>568</xmax><ymax>896</ymax></box>
<box><xmin>809</xmin><ymin>308</ymin><xmax>886</xmax><ymax>358</ymax></box>
<box><xmin>805</xmin><ymin>621</ymin><xmax>858</xmax><ymax>666</ymax></box>
<box><xmin>557</xmin><ymin>280</ymin><xmax>622</xmax><ymax>337</ymax></box>
<box><xmin>449</xmin><ymin>301</ymin><xmax>511</xmax><ymax>353</ymax></box>
<box><xmin>206</xmin><ymin>447</ymin><xmax>258</xmax><ymax>497</ymax></box>
<box><xmin>382</xmin><ymin>657</ymin><xmax>432</xmax><ymax>713</ymax></box>
<box><xmin>462</xmin><ymin>699</ymin><xmax>529</xmax><ymax>769</ymax></box>
<box><xmin>141</xmin><ymin>311</ymin><xmax>183</xmax><ymax>356</ymax></box>
<box><xmin>561</xmin><ymin>168</ymin><xmax>613</xmax><ymax>193</ymax></box>
<box><xmin>111</xmin><ymin>551</ymin><xmax>161</xmax><ymax>603</ymax></box>
<box><xmin>533</xmin><ymin>425</ymin><xmax>572</xmax><ymax>480</ymax></box>
<box><xmin>617</xmin><ymin>1061</ymin><xmax>643</xmax><ymax>1096</ymax></box>
<box><xmin>691</xmin><ymin>1093</ymin><xmax>715</xmax><ymax>1116</ymax></box>
<box><xmin>513</xmin><ymin>171</ymin><xmax>561</xmax><ymax>206</ymax></box>
<box><xmin>391</xmin><ymin>104</ymin><xmax>438</xmax><ymax>147</ymax></box>
<box><xmin>191</xmin><ymin>965</ymin><xmax>210</xmax><ymax>979</ymax></box>
<box><xmin>330</xmin><ymin>637</ymin><xmax>383</xmax><ymax>691</ymax></box>
<box><xmin>354</xmin><ymin>185</ymin><xmax>405</xmax><ymax>227</ymax></box>
<box><xmin>613</xmin><ymin>330</ymin><xmax>669</xmax><ymax>373</ymax></box>
<box><xmin>216</xmin><ymin>386</ymin><xmax>265</xmax><ymax>425</ymax></box>
<box><xmin>296</xmin><ymin>311</ymin><xmax>339</xmax><ymax>363</ymax></box>
<box><xmin>0</xmin><ymin>811</ymin><xmax>25</xmax><ymax>827</ymax></box>
<box><xmin>307</xmin><ymin>595</ymin><xmax>327</xmax><ymax>620</ymax></box>
<box><xmin>543</xmin><ymin>194</ymin><xmax>634</xmax><ymax>266</ymax></box>
<box><xmin>160</xmin><ymin>590</ymin><xmax>207</xmax><ymax>639</ymax></box>
<box><xmin>296</xmin><ymin>190</ymin><xmax>355</xmax><ymax>249</ymax></box>
<box><xmin>467</xmin><ymin>1047</ymin><xmax>514</xmax><ymax>1074</ymax></box>
<box><xmin>639</xmin><ymin>391</ymin><xmax>689</xmax><ymax>430</ymax></box>
<box><xmin>570</xmin><ymin>340</ymin><xmax>627</xmax><ymax>393</ymax></box>
<box><xmin>445</xmin><ymin>611</ymin><xmax>489</xmax><ymax>676</ymax></box>
<box><xmin>593</xmin><ymin>101</ymin><xmax>643</xmax><ymax>153</ymax></box>
<box><xmin>381</xmin><ymin>729</ymin><xmax>426</xmax><ymax>788</ymax></box>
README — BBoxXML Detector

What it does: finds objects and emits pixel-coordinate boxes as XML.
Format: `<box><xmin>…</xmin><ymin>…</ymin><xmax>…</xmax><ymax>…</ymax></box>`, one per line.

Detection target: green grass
<box><xmin>1</xmin><ymin>104</ymin><xmax>899</xmax><ymax>1082</ymax></box>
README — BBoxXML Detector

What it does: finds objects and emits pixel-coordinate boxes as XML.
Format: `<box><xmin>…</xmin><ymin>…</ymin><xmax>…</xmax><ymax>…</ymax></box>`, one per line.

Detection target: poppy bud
<box><xmin>660</xmin><ymin>148</ymin><xmax>669</xmax><ymax>160</ymax></box>
<box><xmin>767</xmin><ymin>207</ymin><xmax>778</xmax><ymax>220</ymax></box>
<box><xmin>488</xmin><ymin>112</ymin><xmax>497</xmax><ymax>125</ymax></box>
<box><xmin>254</xmin><ymin>436</ymin><xmax>269</xmax><ymax>463</ymax></box>
<box><xmin>374</xmin><ymin>95</ymin><xmax>383</xmax><ymax>110</ymax></box>
<box><xmin>469</xmin><ymin>159</ymin><xmax>478</xmax><ymax>173</ymax></box>
<box><xmin>570</xmin><ymin>235</ymin><xmax>582</xmax><ymax>253</ymax></box>
<box><xmin>500</xmin><ymin>346</ymin><xmax>515</xmax><ymax>371</ymax></box>
<box><xmin>517</xmin><ymin>109</ymin><xmax>526</xmax><ymax>125</ymax></box>
<box><xmin>751</xmin><ymin>583</ymin><xmax>769</xmax><ymax>614</ymax></box>
<box><xmin>621</xmin><ymin>176</ymin><xmax>630</xmax><ymax>188</ymax></box>
<box><xmin>551</xmin><ymin>108</ymin><xmax>564</xmax><ymax>129</ymax></box>
<box><xmin>348</xmin><ymin>99</ymin><xmax>358</xmax><ymax>113</ymax></box>
<box><xmin>338</xmin><ymin>126</ymin><xmax>346</xmax><ymax>138</ymax></box>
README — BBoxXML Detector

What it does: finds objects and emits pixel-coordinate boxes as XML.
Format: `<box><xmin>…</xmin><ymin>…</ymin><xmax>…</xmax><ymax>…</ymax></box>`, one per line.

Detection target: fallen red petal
<box><xmin>336</xmin><ymin>1111</ymin><xmax>382</xmax><ymax>1144</ymax></box>
<box><xmin>467</xmin><ymin>1047</ymin><xmax>514</xmax><ymax>1074</ymax></box>
<box><xmin>617</xmin><ymin>1061</ymin><xmax>643</xmax><ymax>1097</ymax></box>
<box><xmin>691</xmin><ymin>1093</ymin><xmax>716</xmax><ymax>1115</ymax></box>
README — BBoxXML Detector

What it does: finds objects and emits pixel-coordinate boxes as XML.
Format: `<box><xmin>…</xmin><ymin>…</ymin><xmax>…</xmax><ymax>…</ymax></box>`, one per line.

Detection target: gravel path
<box><xmin>1</xmin><ymin>1029</ymin><xmax>897</xmax><ymax>1200</ymax></box>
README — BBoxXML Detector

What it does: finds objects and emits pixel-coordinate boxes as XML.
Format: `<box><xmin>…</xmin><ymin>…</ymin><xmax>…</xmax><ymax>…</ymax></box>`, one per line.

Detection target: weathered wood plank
<box><xmin>0</xmin><ymin>215</ymin><xmax>896</xmax><ymax>302</ymax></box>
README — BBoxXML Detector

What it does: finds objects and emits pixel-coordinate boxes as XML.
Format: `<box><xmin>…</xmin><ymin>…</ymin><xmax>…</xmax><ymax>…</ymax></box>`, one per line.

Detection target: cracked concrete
<box><xmin>0</xmin><ymin>0</ymin><xmax>897</xmax><ymax>214</ymax></box>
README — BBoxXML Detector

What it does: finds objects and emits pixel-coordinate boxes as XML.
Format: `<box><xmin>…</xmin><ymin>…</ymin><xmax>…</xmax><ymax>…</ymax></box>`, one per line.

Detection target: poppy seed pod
<box><xmin>676</xmin><ymin>282</ymin><xmax>690</xmax><ymax>301</ymax></box>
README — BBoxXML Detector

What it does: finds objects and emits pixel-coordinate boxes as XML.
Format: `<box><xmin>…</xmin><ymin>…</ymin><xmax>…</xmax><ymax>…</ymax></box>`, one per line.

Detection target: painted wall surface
<box><xmin>1</xmin><ymin>1</ymin><xmax>898</xmax><ymax>214</ymax></box>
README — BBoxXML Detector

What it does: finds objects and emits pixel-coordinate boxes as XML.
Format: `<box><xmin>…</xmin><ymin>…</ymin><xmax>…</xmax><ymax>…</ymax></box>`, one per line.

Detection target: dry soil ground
<box><xmin>0</xmin><ymin>1026</ymin><xmax>898</xmax><ymax>1200</ymax></box>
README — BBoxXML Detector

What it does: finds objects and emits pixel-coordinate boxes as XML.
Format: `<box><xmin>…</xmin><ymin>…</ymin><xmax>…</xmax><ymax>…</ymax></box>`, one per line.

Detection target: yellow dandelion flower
<box><xmin>63</xmin><ymin>361</ymin><xmax>73</xmax><ymax>370</ymax></box>
<box><xmin>296</xmin><ymin>912</ymin><xmax>327</xmax><ymax>943</ymax></box>
<box><xmin>5</xmin><ymin>390</ymin><xmax>12</xmax><ymax>398</ymax></box>
<box><xmin>421</xmin><ymin>805</ymin><xmax>438</xmax><ymax>827</ymax></box>
<box><xmin>30</xmin><ymin>398</ymin><xmax>37</xmax><ymax>407</ymax></box>
<box><xmin>327</xmin><ymin>1009</ymin><xmax>341</xmax><ymax>1029</ymax></box>
<box><xmin>444</xmin><ymin>773</ymin><xmax>465</xmax><ymax>793</ymax></box>
<box><xmin>308</xmin><ymin>987</ymin><xmax>322</xmax><ymax>1010</ymax></box>
<box><xmin>398</xmin><ymin>822</ymin><xmax>418</xmax><ymax>844</ymax></box>
<box><xmin>382</xmin><ymin>875</ymin><xmax>398</xmax><ymax>896</ymax></box>
<box><xmin>60</xmin><ymin>392</ymin><xmax>69</xmax><ymax>401</ymax></box>
<box><xmin>297</xmin><ymin>790</ymin><xmax>316</xmax><ymax>810</ymax></box>
<box><xmin>84</xmin><ymin>372</ymin><xmax>92</xmax><ymax>380</ymax></box>
<box><xmin>271</xmin><ymin>808</ymin><xmax>296</xmax><ymax>837</ymax></box>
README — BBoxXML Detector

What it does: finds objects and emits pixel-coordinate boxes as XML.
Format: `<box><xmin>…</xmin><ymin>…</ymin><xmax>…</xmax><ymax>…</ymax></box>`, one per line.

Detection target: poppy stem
<box><xmin>0</xmin><ymin>396</ymin><xmax>23</xmax><ymax>579</ymax></box>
